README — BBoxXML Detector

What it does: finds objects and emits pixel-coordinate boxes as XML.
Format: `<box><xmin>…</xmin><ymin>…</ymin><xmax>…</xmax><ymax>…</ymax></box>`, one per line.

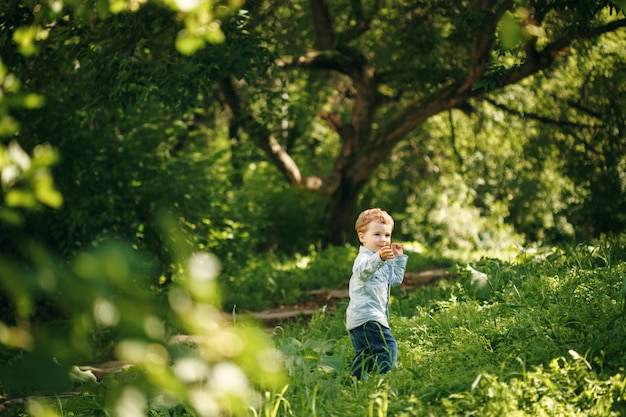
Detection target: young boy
<box><xmin>346</xmin><ymin>208</ymin><xmax>408</xmax><ymax>380</ymax></box>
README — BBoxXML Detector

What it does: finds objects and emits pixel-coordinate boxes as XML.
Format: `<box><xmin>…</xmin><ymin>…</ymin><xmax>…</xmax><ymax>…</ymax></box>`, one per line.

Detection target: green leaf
<box><xmin>5</xmin><ymin>189</ymin><xmax>37</xmax><ymax>208</ymax></box>
<box><xmin>205</xmin><ymin>24</ymin><xmax>226</xmax><ymax>44</ymax></box>
<box><xmin>498</xmin><ymin>13</ymin><xmax>523</xmax><ymax>50</ymax></box>
<box><xmin>110</xmin><ymin>0</ymin><xmax>127</xmax><ymax>14</ymax></box>
<box><xmin>35</xmin><ymin>177</ymin><xmax>63</xmax><ymax>208</ymax></box>
<box><xmin>12</xmin><ymin>26</ymin><xmax>39</xmax><ymax>56</ymax></box>
<box><xmin>0</xmin><ymin>207</ymin><xmax>23</xmax><ymax>225</ymax></box>
<box><xmin>176</xmin><ymin>32</ymin><xmax>206</xmax><ymax>55</ymax></box>
<box><xmin>0</xmin><ymin>115</ymin><xmax>19</xmax><ymax>137</ymax></box>
<box><xmin>96</xmin><ymin>0</ymin><xmax>111</xmax><ymax>18</ymax></box>
<box><xmin>6</xmin><ymin>93</ymin><xmax>45</xmax><ymax>109</ymax></box>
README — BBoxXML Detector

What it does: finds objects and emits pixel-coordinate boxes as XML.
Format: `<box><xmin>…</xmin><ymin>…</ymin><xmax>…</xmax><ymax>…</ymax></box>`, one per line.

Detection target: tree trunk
<box><xmin>322</xmin><ymin>176</ymin><xmax>365</xmax><ymax>246</ymax></box>
<box><xmin>321</xmin><ymin>144</ymin><xmax>393</xmax><ymax>246</ymax></box>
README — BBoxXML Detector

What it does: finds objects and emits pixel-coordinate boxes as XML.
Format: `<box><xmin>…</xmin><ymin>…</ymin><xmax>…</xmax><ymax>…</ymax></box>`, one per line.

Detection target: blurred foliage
<box><xmin>0</xmin><ymin>234</ymin><xmax>286</xmax><ymax>415</ymax></box>
<box><xmin>0</xmin><ymin>138</ymin><xmax>286</xmax><ymax>415</ymax></box>
<box><xmin>1</xmin><ymin>1</ymin><xmax>286</xmax><ymax>415</ymax></box>
<box><xmin>1</xmin><ymin>141</ymin><xmax>62</xmax><ymax>225</ymax></box>
<box><xmin>0</xmin><ymin>137</ymin><xmax>285</xmax><ymax>417</ymax></box>
<box><xmin>1</xmin><ymin>0</ymin><xmax>273</xmax><ymax>270</ymax></box>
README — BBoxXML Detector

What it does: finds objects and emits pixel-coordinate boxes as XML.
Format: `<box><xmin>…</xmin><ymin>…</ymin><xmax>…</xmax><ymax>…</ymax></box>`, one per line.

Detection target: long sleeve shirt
<box><xmin>346</xmin><ymin>246</ymin><xmax>408</xmax><ymax>330</ymax></box>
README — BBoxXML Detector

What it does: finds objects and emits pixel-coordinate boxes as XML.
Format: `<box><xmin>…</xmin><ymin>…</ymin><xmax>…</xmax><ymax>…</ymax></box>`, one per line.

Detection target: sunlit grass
<box><xmin>258</xmin><ymin>235</ymin><xmax>626</xmax><ymax>416</ymax></box>
<box><xmin>4</xmin><ymin>236</ymin><xmax>626</xmax><ymax>416</ymax></box>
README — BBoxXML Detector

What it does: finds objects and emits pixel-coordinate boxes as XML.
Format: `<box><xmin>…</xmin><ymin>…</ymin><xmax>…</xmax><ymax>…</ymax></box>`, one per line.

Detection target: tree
<box><xmin>1</xmin><ymin>3</ymin><xmax>287</xmax><ymax>414</ymax></box>
<box><xmin>219</xmin><ymin>0</ymin><xmax>626</xmax><ymax>245</ymax></box>
<box><xmin>2</xmin><ymin>1</ymin><xmax>273</xmax><ymax>261</ymax></box>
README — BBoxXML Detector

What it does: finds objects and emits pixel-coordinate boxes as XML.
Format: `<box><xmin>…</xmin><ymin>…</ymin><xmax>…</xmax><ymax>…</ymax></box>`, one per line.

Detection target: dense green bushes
<box><xmin>220</xmin><ymin>244</ymin><xmax>355</xmax><ymax>310</ymax></box>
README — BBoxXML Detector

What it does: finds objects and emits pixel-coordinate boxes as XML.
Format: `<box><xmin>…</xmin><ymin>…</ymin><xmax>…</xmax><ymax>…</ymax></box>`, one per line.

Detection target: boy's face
<box><xmin>358</xmin><ymin>221</ymin><xmax>393</xmax><ymax>253</ymax></box>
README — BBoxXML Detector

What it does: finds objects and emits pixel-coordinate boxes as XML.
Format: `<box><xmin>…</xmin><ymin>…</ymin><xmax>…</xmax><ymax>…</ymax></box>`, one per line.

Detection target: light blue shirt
<box><xmin>346</xmin><ymin>246</ymin><xmax>408</xmax><ymax>330</ymax></box>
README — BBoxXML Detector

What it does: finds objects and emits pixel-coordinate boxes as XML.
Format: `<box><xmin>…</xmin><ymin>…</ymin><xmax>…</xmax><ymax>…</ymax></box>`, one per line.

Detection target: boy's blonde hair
<box><xmin>355</xmin><ymin>208</ymin><xmax>394</xmax><ymax>234</ymax></box>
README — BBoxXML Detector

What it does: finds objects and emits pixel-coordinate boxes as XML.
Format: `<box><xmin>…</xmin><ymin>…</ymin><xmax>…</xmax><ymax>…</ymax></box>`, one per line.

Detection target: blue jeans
<box><xmin>349</xmin><ymin>321</ymin><xmax>398</xmax><ymax>380</ymax></box>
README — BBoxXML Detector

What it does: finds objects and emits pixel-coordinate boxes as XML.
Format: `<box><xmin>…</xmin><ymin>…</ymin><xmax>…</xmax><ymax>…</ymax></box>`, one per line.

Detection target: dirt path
<box><xmin>246</xmin><ymin>268</ymin><xmax>451</xmax><ymax>326</ymax></box>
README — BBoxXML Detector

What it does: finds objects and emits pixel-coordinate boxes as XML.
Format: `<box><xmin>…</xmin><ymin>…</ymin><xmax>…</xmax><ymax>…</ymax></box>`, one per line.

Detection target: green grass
<box><xmin>4</xmin><ymin>237</ymin><xmax>626</xmax><ymax>416</ymax></box>
<box><xmin>256</xmin><ymin>237</ymin><xmax>626</xmax><ymax>416</ymax></box>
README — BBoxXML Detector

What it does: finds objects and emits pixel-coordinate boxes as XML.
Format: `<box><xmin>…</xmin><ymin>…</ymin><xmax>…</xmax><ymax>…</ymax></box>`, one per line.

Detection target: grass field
<box><xmin>262</xmin><ymin>240</ymin><xmax>626</xmax><ymax>416</ymax></box>
<box><xmin>3</xmin><ymin>238</ymin><xmax>626</xmax><ymax>416</ymax></box>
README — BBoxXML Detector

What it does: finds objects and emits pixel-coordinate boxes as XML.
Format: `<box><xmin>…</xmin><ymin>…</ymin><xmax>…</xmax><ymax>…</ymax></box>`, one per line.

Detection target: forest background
<box><xmin>1</xmin><ymin>0</ymin><xmax>626</xmax><ymax>415</ymax></box>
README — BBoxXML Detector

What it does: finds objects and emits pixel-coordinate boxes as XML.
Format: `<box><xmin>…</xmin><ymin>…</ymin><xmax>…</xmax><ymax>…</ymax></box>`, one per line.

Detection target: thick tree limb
<box><xmin>219</xmin><ymin>78</ymin><xmax>340</xmax><ymax>194</ymax></box>
<box><xmin>380</xmin><ymin>17</ymin><xmax>626</xmax><ymax>155</ymax></box>
<box><xmin>459</xmin><ymin>0</ymin><xmax>514</xmax><ymax>93</ymax></box>
<box><xmin>504</xmin><ymin>18</ymin><xmax>626</xmax><ymax>85</ymax></box>
<box><xmin>281</xmin><ymin>49</ymin><xmax>362</xmax><ymax>76</ymax></box>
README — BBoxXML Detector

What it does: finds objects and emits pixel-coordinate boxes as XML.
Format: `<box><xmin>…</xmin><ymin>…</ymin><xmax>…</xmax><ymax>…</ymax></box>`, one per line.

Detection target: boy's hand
<box><xmin>391</xmin><ymin>243</ymin><xmax>403</xmax><ymax>256</ymax></box>
<box><xmin>379</xmin><ymin>246</ymin><xmax>395</xmax><ymax>261</ymax></box>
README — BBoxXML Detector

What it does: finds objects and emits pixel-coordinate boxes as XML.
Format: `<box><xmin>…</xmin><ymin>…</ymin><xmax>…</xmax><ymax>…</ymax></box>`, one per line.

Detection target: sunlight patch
<box><xmin>173</xmin><ymin>0</ymin><xmax>205</xmax><ymax>12</ymax></box>
<box><xmin>115</xmin><ymin>386</ymin><xmax>146</xmax><ymax>417</ymax></box>
<box><xmin>94</xmin><ymin>298</ymin><xmax>119</xmax><ymax>326</ymax></box>
<box><xmin>188</xmin><ymin>251</ymin><xmax>221</xmax><ymax>281</ymax></box>
<box><xmin>173</xmin><ymin>357</ymin><xmax>210</xmax><ymax>383</ymax></box>
<box><xmin>210</xmin><ymin>362</ymin><xmax>250</xmax><ymax>393</ymax></box>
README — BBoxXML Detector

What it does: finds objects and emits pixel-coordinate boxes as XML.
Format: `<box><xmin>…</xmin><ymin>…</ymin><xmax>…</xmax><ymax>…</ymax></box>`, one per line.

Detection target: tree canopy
<box><xmin>222</xmin><ymin>0</ymin><xmax>626</xmax><ymax>244</ymax></box>
<box><xmin>1</xmin><ymin>0</ymin><xmax>625</xmax><ymax>255</ymax></box>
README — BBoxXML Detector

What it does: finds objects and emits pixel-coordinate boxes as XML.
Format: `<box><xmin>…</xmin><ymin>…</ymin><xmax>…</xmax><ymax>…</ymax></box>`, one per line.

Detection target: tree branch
<box><xmin>278</xmin><ymin>49</ymin><xmax>361</xmax><ymax>76</ymax></box>
<box><xmin>310</xmin><ymin>0</ymin><xmax>335</xmax><ymax>49</ymax></box>
<box><xmin>484</xmin><ymin>97</ymin><xmax>601</xmax><ymax>130</ymax></box>
<box><xmin>458</xmin><ymin>0</ymin><xmax>514</xmax><ymax>93</ymax></box>
<box><xmin>484</xmin><ymin>97</ymin><xmax>603</xmax><ymax>157</ymax></box>
<box><xmin>280</xmin><ymin>37</ymin><xmax>376</xmax><ymax>168</ymax></box>
<box><xmin>503</xmin><ymin>18</ymin><xmax>626</xmax><ymax>85</ymax></box>
<box><xmin>380</xmin><ymin>16</ymin><xmax>626</xmax><ymax>150</ymax></box>
<box><xmin>219</xmin><ymin>77</ymin><xmax>340</xmax><ymax>194</ymax></box>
